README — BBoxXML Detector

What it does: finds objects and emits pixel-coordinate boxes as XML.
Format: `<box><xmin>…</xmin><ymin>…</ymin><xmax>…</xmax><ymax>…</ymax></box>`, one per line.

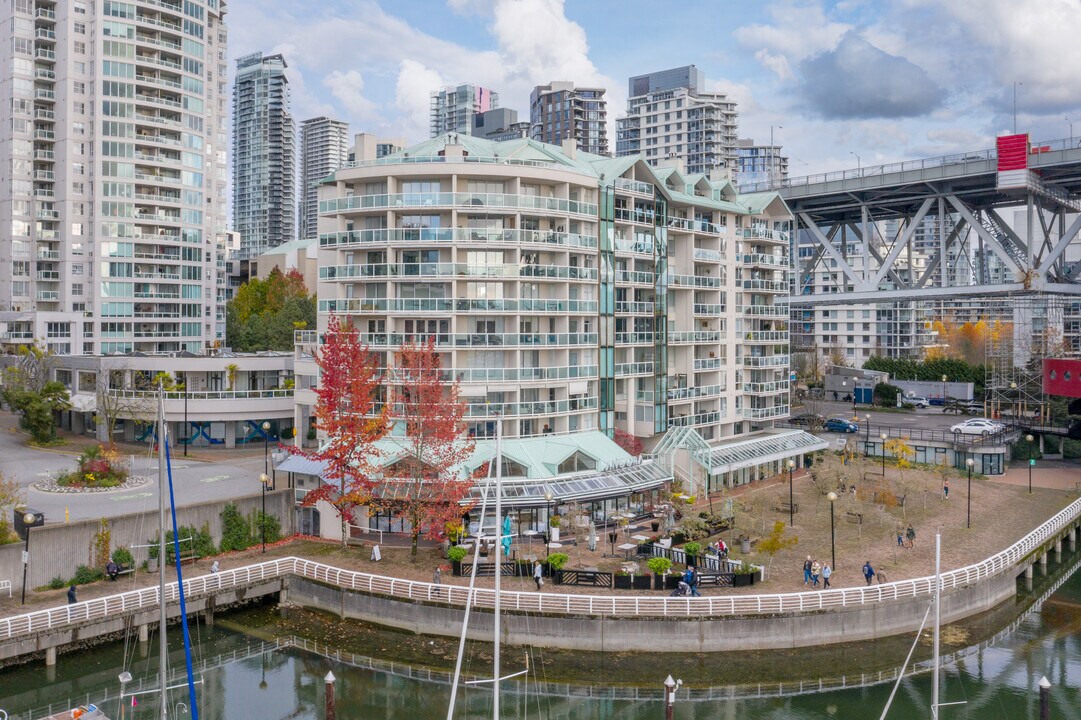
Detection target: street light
<box><xmin>20</xmin><ymin>511</ymin><xmax>34</xmax><ymax>605</ymax></box>
<box><xmin>965</xmin><ymin>458</ymin><xmax>975</xmax><ymax>529</ymax></box>
<box><xmin>850</xmin><ymin>151</ymin><xmax>861</xmax><ymax>172</ymax></box>
<box><xmin>827</xmin><ymin>491</ymin><xmax>838</xmax><ymax>570</ymax></box>
<box><xmin>1068</xmin><ymin>116</ymin><xmax>1074</xmax><ymax>147</ymax></box>
<box><xmin>864</xmin><ymin>415</ymin><xmax>872</xmax><ymax>455</ymax></box>
<box><xmin>786</xmin><ymin>459</ymin><xmax>796</xmax><ymax>527</ymax></box>
<box><xmin>1025</xmin><ymin>433</ymin><xmax>1035</xmax><ymax>493</ymax></box>
<box><xmin>941</xmin><ymin>375</ymin><xmax>948</xmax><ymax>408</ymax></box>
<box><xmin>261</xmin><ymin>420</ymin><xmax>272</xmax><ymax>484</ymax></box>
<box><xmin>259</xmin><ymin>473</ymin><xmax>271</xmax><ymax>553</ymax></box>
<box><xmin>1010</xmin><ymin>382</ymin><xmax>1018</xmax><ymax>421</ymax></box>
<box><xmin>880</xmin><ymin>432</ymin><xmax>888</xmax><ymax>476</ymax></box>
<box><xmin>544</xmin><ymin>490</ymin><xmax>555</xmax><ymax>553</ymax></box>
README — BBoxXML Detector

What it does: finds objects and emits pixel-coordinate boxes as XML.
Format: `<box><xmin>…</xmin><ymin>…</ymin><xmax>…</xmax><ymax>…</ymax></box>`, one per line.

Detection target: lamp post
<box><xmin>1025</xmin><ymin>433</ymin><xmax>1035</xmax><ymax>493</ymax></box>
<box><xmin>544</xmin><ymin>490</ymin><xmax>554</xmax><ymax>551</ymax></box>
<box><xmin>786</xmin><ymin>459</ymin><xmax>796</xmax><ymax>527</ymax></box>
<box><xmin>850</xmin><ymin>151</ymin><xmax>861</xmax><ymax>172</ymax></box>
<box><xmin>182</xmin><ymin>375</ymin><xmax>188</xmax><ymax>457</ymax></box>
<box><xmin>827</xmin><ymin>491</ymin><xmax>838</xmax><ymax>570</ymax></box>
<box><xmin>259</xmin><ymin>472</ymin><xmax>271</xmax><ymax>553</ymax></box>
<box><xmin>1010</xmin><ymin>381</ymin><xmax>1018</xmax><ymax>421</ymax></box>
<box><xmin>20</xmin><ymin>511</ymin><xmax>34</xmax><ymax>605</ymax></box>
<box><xmin>941</xmin><ymin>374</ymin><xmax>948</xmax><ymax>408</ymax></box>
<box><xmin>965</xmin><ymin>458</ymin><xmax>974</xmax><ymax>529</ymax></box>
<box><xmin>261</xmin><ymin>420</ymin><xmax>271</xmax><ymax>484</ymax></box>
<box><xmin>864</xmin><ymin>415</ymin><xmax>871</xmax><ymax>455</ymax></box>
<box><xmin>880</xmin><ymin>432</ymin><xmax>888</xmax><ymax>476</ymax></box>
<box><xmin>117</xmin><ymin>670</ymin><xmax>132</xmax><ymax>720</ymax></box>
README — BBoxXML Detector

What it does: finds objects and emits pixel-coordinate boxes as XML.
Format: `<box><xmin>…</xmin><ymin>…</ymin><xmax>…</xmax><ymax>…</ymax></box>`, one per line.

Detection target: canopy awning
<box><xmin>276</xmin><ymin>454</ymin><xmax>328</xmax><ymax>476</ymax></box>
<box><xmin>706</xmin><ymin>429</ymin><xmax>828</xmax><ymax>474</ymax></box>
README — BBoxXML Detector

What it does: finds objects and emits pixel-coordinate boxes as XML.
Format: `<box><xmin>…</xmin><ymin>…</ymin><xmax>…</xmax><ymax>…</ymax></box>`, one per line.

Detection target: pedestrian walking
<box><xmin>533</xmin><ymin>560</ymin><xmax>543</xmax><ymax>590</ymax></box>
<box><xmin>433</xmin><ymin>566</ymin><xmax>442</xmax><ymax>597</ymax></box>
<box><xmin>67</xmin><ymin>584</ymin><xmax>78</xmax><ymax>604</ymax></box>
<box><xmin>943</xmin><ymin>479</ymin><xmax>949</xmax><ymax>499</ymax></box>
<box><xmin>803</xmin><ymin>556</ymin><xmax>813</xmax><ymax>585</ymax></box>
<box><xmin>863</xmin><ymin>561</ymin><xmax>876</xmax><ymax>586</ymax></box>
<box><xmin>685</xmin><ymin>566</ymin><xmax>701</xmax><ymax>597</ymax></box>
<box><xmin>810</xmin><ymin>559</ymin><xmax>821</xmax><ymax>588</ymax></box>
<box><xmin>210</xmin><ymin>560</ymin><xmax>220</xmax><ymax>574</ymax></box>
<box><xmin>906</xmin><ymin>524</ymin><xmax>916</xmax><ymax>548</ymax></box>
<box><xmin>896</xmin><ymin>528</ymin><xmax>904</xmax><ymax>547</ymax></box>
<box><xmin>822</xmin><ymin>563</ymin><xmax>832</xmax><ymax>589</ymax></box>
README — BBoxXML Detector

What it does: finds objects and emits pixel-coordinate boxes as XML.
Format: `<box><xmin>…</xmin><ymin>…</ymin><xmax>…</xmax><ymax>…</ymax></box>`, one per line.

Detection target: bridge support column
<box><xmin>138</xmin><ymin>623</ymin><xmax>148</xmax><ymax>643</ymax></box>
<box><xmin>1071</xmin><ymin>530</ymin><xmax>1077</xmax><ymax>552</ymax></box>
<box><xmin>1040</xmin><ymin>552</ymin><xmax>1049</xmax><ymax>571</ymax></box>
<box><xmin>1025</xmin><ymin>564</ymin><xmax>1034</xmax><ymax>579</ymax></box>
<box><xmin>45</xmin><ymin>646</ymin><xmax>56</xmax><ymax>666</ymax></box>
<box><xmin>1055</xmin><ymin>539</ymin><xmax>1063</xmax><ymax>555</ymax></box>
<box><xmin>280</xmin><ymin>577</ymin><xmax>289</xmax><ymax>605</ymax></box>
<box><xmin>205</xmin><ymin>596</ymin><xmax>215</xmax><ymax>627</ymax></box>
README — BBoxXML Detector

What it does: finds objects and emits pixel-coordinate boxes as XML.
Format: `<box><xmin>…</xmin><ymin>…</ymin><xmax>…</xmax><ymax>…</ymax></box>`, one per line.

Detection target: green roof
<box><xmin>259</xmin><ymin>237</ymin><xmax>317</xmax><ymax>256</ymax></box>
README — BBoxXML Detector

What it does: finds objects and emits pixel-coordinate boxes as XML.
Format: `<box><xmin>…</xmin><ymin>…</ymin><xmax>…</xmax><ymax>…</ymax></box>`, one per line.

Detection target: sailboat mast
<box><xmin>931</xmin><ymin>532</ymin><xmax>941</xmax><ymax>719</ymax></box>
<box><xmin>157</xmin><ymin>385</ymin><xmax>169</xmax><ymax>719</ymax></box>
<box><xmin>493</xmin><ymin>415</ymin><xmax>502</xmax><ymax>719</ymax></box>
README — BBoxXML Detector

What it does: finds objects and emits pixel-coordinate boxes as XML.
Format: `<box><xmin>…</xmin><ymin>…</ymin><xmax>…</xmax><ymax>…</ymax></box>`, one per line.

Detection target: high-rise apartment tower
<box><xmin>530</xmin><ymin>81</ymin><xmax>609</xmax><ymax>156</ymax></box>
<box><xmin>299</xmin><ymin>116</ymin><xmax>349</xmax><ymax>240</ymax></box>
<box><xmin>232</xmin><ymin>51</ymin><xmax>295</xmax><ymax>258</ymax></box>
<box><xmin>429</xmin><ymin>83</ymin><xmax>498</xmax><ymax>137</ymax></box>
<box><xmin>0</xmin><ymin>0</ymin><xmax>230</xmax><ymax>354</ymax></box>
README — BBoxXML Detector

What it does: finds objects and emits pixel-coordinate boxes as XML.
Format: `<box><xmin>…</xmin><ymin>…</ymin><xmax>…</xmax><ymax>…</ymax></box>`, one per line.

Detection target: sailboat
<box><xmin>879</xmin><ymin>532</ymin><xmax>966</xmax><ymax>719</ymax></box>
<box><xmin>446</xmin><ymin>416</ymin><xmax>528</xmax><ymax>719</ymax></box>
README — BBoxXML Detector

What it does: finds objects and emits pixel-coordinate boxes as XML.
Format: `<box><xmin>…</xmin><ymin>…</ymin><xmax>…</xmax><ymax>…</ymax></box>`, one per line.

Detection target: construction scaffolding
<box><xmin>984</xmin><ymin>293</ymin><xmax>1069</xmax><ymax>424</ymax></box>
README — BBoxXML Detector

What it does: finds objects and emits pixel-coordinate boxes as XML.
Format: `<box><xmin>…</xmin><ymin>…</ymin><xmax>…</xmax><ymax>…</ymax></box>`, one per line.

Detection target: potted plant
<box><xmin>732</xmin><ymin>560</ymin><xmax>755</xmax><ymax>587</ymax></box>
<box><xmin>650</xmin><ymin>518</ymin><xmax>661</xmax><ymax>532</ymax></box>
<box><xmin>548</xmin><ymin>514</ymin><xmax>561</xmax><ymax>542</ymax></box>
<box><xmin>647</xmin><ymin>557</ymin><xmax>673</xmax><ymax>589</ymax></box>
<box><xmin>447</xmin><ymin>546</ymin><xmax>467</xmax><ymax>576</ymax></box>
<box><xmin>633</xmin><ymin>573</ymin><xmax>652</xmax><ymax>590</ymax></box>
<box><xmin>682</xmin><ymin>541</ymin><xmax>701</xmax><ymax>567</ymax></box>
<box><xmin>614</xmin><ymin>571</ymin><xmax>634</xmax><ymax>589</ymax></box>
<box><xmin>547</xmin><ymin>552</ymin><xmax>569</xmax><ymax>584</ymax></box>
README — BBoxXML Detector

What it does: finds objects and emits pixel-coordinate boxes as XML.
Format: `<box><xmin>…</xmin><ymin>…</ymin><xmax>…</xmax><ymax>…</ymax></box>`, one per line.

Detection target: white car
<box><xmin>906</xmin><ymin>396</ymin><xmax>930</xmax><ymax>408</ymax></box>
<box><xmin>950</xmin><ymin>418</ymin><xmax>1004</xmax><ymax>436</ymax></box>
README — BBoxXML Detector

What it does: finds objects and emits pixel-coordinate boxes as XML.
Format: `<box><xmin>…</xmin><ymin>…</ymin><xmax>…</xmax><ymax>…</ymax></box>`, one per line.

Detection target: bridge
<box><xmin>749</xmin><ymin>135</ymin><xmax>1081</xmax><ymax>306</ymax></box>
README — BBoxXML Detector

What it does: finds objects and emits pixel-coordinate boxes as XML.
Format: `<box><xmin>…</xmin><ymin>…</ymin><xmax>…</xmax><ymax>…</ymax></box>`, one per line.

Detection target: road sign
<box><xmin>22</xmin><ymin>551</ymin><xmax>28</xmax><ymax>564</ymax></box>
<box><xmin>1030</xmin><ymin>458</ymin><xmax>1036</xmax><ymax>466</ymax></box>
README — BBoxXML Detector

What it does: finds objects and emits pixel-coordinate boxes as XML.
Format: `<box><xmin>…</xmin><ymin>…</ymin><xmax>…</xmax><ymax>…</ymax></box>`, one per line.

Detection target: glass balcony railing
<box><xmin>320</xmin><ymin>192</ymin><xmax>598</xmax><ymax>217</ymax></box>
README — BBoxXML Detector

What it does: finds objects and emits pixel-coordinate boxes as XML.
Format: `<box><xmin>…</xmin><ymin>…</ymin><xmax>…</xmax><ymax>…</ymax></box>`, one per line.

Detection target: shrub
<box><xmin>219</xmin><ymin>504</ymin><xmax>252</xmax><ymax>552</ymax></box>
<box><xmin>447</xmin><ymin>546</ymin><xmax>467</xmax><ymax>562</ymax></box>
<box><xmin>736</xmin><ymin>560</ymin><xmax>756</xmax><ymax>575</ymax></box>
<box><xmin>548</xmin><ymin>515</ymin><xmax>561</xmax><ymax>528</ymax></box>
<box><xmin>56</xmin><ymin>444</ymin><xmax>129</xmax><ymax>488</ymax></box>
<box><xmin>678</xmin><ymin>517</ymin><xmax>710</xmax><ymax>541</ymax></box>
<box><xmin>111</xmin><ymin>546</ymin><xmax>134</xmax><ymax>567</ymax></box>
<box><xmin>47</xmin><ymin>576</ymin><xmax>67</xmax><ymax>590</ymax></box>
<box><xmin>647</xmin><ymin>557</ymin><xmax>672</xmax><ymax>575</ymax></box>
<box><xmin>682</xmin><ymin>542</ymin><xmax>701</xmax><ymax>558</ymax></box>
<box><xmin>148</xmin><ymin>523</ymin><xmax>216</xmax><ymax>563</ymax></box>
<box><xmin>546</xmin><ymin>552</ymin><xmax>569</xmax><ymax>571</ymax></box>
<box><xmin>73</xmin><ymin>564</ymin><xmax>102</xmax><ymax>585</ymax></box>
<box><xmin>250</xmin><ymin>510</ymin><xmax>281</xmax><ymax>546</ymax></box>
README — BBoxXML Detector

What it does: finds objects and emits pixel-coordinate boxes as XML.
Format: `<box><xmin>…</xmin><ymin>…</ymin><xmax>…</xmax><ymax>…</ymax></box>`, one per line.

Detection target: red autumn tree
<box><xmin>380</xmin><ymin>338</ymin><xmax>475</xmax><ymax>561</ymax></box>
<box><xmin>299</xmin><ymin>315</ymin><xmax>389</xmax><ymax>546</ymax></box>
<box><xmin>614</xmin><ymin>428</ymin><xmax>643</xmax><ymax>457</ymax></box>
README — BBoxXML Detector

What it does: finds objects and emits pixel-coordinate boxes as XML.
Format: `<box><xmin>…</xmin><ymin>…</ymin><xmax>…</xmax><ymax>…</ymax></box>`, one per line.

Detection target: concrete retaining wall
<box><xmin>288</xmin><ymin>569</ymin><xmax>1020</xmax><ymax>652</ymax></box>
<box><xmin>0</xmin><ymin>489</ymin><xmax>295</xmax><ymax>594</ymax></box>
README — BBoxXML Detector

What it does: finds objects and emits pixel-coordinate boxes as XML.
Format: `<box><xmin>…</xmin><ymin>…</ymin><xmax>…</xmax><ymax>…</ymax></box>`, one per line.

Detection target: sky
<box><xmin>225</xmin><ymin>0</ymin><xmax>1081</xmax><ymax>177</ymax></box>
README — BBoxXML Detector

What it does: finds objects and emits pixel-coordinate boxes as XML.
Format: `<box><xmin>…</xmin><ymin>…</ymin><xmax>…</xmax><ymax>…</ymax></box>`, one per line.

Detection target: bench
<box><xmin>845</xmin><ymin>512</ymin><xmax>863</xmax><ymax>525</ymax></box>
<box><xmin>0</xmin><ymin>579</ymin><xmax>10</xmax><ymax>597</ymax></box>
<box><xmin>107</xmin><ymin>563</ymin><xmax>134</xmax><ymax>580</ymax></box>
<box><xmin>774</xmin><ymin>501</ymin><xmax>799</xmax><ymax>514</ymax></box>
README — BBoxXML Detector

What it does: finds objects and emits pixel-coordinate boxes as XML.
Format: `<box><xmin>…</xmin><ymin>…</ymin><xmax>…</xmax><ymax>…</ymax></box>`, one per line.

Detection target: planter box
<box><xmin>733</xmin><ymin>573</ymin><xmax>753</xmax><ymax>587</ymax></box>
<box><xmin>614</xmin><ymin>574</ymin><xmax>633</xmax><ymax>589</ymax></box>
<box><xmin>451</xmin><ymin>560</ymin><xmax>462</xmax><ymax>577</ymax></box>
<box><xmin>650</xmin><ymin>522</ymin><xmax>660</xmax><ymax>532</ymax></box>
<box><xmin>654</xmin><ymin>574</ymin><xmax>666</xmax><ymax>590</ymax></box>
<box><xmin>632</xmin><ymin>575</ymin><xmax>651</xmax><ymax>590</ymax></box>
<box><xmin>683</xmin><ymin>554</ymin><xmax>700</xmax><ymax>568</ymax></box>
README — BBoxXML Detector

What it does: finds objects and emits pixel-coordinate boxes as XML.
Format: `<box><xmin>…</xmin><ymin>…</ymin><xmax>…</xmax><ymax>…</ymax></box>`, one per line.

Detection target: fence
<box><xmin>1</xmin><ymin>495</ymin><xmax>1078</xmax><ymax>643</ymax></box>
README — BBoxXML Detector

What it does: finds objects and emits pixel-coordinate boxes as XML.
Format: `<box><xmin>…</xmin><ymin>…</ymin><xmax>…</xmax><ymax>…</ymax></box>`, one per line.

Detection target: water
<box><xmin>2</xmin><ymin>550</ymin><xmax>1080</xmax><ymax>720</ymax></box>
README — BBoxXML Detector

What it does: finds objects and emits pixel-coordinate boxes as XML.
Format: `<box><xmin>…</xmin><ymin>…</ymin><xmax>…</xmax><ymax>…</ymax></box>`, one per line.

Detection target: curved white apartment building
<box><xmin>295</xmin><ymin>134</ymin><xmax>791</xmax><ymax>448</ymax></box>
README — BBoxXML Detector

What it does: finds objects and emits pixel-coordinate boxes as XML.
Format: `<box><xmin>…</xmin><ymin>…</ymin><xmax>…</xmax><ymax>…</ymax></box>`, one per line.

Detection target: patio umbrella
<box><xmin>501</xmin><ymin>514</ymin><xmax>512</xmax><ymax>556</ymax></box>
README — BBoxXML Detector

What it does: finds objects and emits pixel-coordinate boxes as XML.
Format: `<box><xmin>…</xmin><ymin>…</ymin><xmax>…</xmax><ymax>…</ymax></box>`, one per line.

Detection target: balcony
<box><xmin>321</xmin><ymin>191</ymin><xmax>598</xmax><ymax>217</ymax></box>
<box><xmin>693</xmin><ymin>303</ymin><xmax>724</xmax><ymax>316</ymax></box>
<box><xmin>742</xmin><ymin>381</ymin><xmax>790</xmax><ymax>395</ymax></box>
<box><xmin>615</xmin><ymin>361</ymin><xmax>654</xmax><ymax>376</ymax></box>
<box><xmin>693</xmin><ymin>247</ymin><xmax>724</xmax><ymax>262</ymax></box>
<box><xmin>693</xmin><ymin>357</ymin><xmax>722</xmax><ymax>371</ymax></box>
<box><xmin>36</xmin><ymin>291</ymin><xmax>59</xmax><ymax>301</ymax></box>
<box><xmin>670</xmin><ymin>330</ymin><xmax>724</xmax><ymax>344</ymax></box>
<box><xmin>740</xmin><ymin>253</ymin><xmax>788</xmax><ymax>268</ymax></box>
<box><xmin>741</xmin><ymin>304</ymin><xmax>789</xmax><ymax>318</ymax></box>
<box><xmin>743</xmin><ymin>355</ymin><xmax>790</xmax><ymax>368</ymax></box>
<box><xmin>615</xmin><ymin>301</ymin><xmax>655</xmax><ymax>314</ymax></box>
<box><xmin>741</xmin><ymin>405</ymin><xmax>790</xmax><ymax>420</ymax></box>
<box><xmin>739</xmin><ymin>278</ymin><xmax>789</xmax><ymax>293</ymax></box>
<box><xmin>742</xmin><ymin>330</ymin><xmax>789</xmax><ymax>343</ymax></box>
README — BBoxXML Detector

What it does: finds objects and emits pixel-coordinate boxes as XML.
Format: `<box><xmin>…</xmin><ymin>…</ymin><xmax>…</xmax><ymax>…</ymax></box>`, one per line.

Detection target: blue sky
<box><xmin>226</xmin><ymin>0</ymin><xmax>1081</xmax><ymax>176</ymax></box>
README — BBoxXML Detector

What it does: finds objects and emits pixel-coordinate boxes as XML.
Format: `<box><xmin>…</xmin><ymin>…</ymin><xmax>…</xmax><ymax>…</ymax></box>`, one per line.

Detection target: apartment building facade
<box><xmin>232</xmin><ymin>51</ymin><xmax>295</xmax><ymax>259</ymax></box>
<box><xmin>299</xmin><ymin>116</ymin><xmax>349</xmax><ymax>240</ymax></box>
<box><xmin>530</xmin><ymin>81</ymin><xmax>609</xmax><ymax>156</ymax></box>
<box><xmin>0</xmin><ymin>0</ymin><xmax>229</xmax><ymax>355</ymax></box>
<box><xmin>737</xmin><ymin>138</ymin><xmax>789</xmax><ymax>188</ymax></box>
<box><xmin>294</xmin><ymin>134</ymin><xmax>791</xmax><ymax>449</ymax></box>
<box><xmin>616</xmin><ymin>65</ymin><xmax>739</xmax><ymax>177</ymax></box>
<box><xmin>429</xmin><ymin>83</ymin><xmax>498</xmax><ymax>137</ymax></box>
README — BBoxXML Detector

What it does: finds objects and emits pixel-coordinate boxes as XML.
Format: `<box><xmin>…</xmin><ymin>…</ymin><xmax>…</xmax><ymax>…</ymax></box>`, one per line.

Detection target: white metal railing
<box><xmin>2</xmin><ymin>497</ymin><xmax>1078</xmax><ymax>643</ymax></box>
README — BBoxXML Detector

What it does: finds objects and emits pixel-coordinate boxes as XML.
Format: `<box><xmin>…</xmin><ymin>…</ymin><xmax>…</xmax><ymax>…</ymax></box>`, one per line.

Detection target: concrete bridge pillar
<box><xmin>45</xmin><ymin>646</ymin><xmax>56</xmax><ymax>666</ymax></box>
<box><xmin>1055</xmin><ymin>539</ymin><xmax>1063</xmax><ymax>555</ymax></box>
<box><xmin>138</xmin><ymin>623</ymin><xmax>148</xmax><ymax>643</ymax></box>
<box><xmin>280</xmin><ymin>577</ymin><xmax>289</xmax><ymax>605</ymax></box>
<box><xmin>1071</xmin><ymin>531</ymin><xmax>1077</xmax><ymax>552</ymax></box>
<box><xmin>1025</xmin><ymin>564</ymin><xmax>1034</xmax><ymax>579</ymax></box>
<box><xmin>205</xmin><ymin>597</ymin><xmax>215</xmax><ymax>627</ymax></box>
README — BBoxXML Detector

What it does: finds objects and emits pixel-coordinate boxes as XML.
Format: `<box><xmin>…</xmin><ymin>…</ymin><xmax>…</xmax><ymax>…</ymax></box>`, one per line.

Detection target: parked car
<box><xmin>905</xmin><ymin>396</ymin><xmax>930</xmax><ymax>409</ymax></box>
<box><xmin>824</xmin><ymin>417</ymin><xmax>859</xmax><ymax>433</ymax></box>
<box><xmin>950</xmin><ymin>418</ymin><xmax>1004</xmax><ymax>436</ymax></box>
<box><xmin>790</xmin><ymin>413</ymin><xmax>825</xmax><ymax>427</ymax></box>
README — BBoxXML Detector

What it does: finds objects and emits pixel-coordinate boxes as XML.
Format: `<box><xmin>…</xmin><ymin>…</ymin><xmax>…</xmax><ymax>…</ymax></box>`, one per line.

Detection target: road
<box><xmin>0</xmin><ymin>422</ymin><xmax>276</xmax><ymax>525</ymax></box>
<box><xmin>795</xmin><ymin>401</ymin><xmax>986</xmax><ymax>440</ymax></box>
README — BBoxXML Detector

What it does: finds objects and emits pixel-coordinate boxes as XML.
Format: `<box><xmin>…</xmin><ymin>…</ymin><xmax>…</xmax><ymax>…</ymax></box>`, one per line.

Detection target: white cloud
<box><xmin>394</xmin><ymin>60</ymin><xmax>445</xmax><ymax>139</ymax></box>
<box><xmin>735</xmin><ymin>1</ymin><xmax>851</xmax><ymax>77</ymax></box>
<box><xmin>324</xmin><ymin>70</ymin><xmax>381</xmax><ymax>126</ymax></box>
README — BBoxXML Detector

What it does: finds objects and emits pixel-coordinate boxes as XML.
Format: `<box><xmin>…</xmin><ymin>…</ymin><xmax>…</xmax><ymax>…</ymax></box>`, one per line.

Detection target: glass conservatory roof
<box><xmin>706</xmin><ymin>429</ymin><xmax>829</xmax><ymax>474</ymax></box>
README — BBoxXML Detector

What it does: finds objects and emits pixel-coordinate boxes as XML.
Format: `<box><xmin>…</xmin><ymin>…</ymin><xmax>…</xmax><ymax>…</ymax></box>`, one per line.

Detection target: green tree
<box><xmin>226</xmin><ymin>268</ymin><xmax>315</xmax><ymax>351</ymax></box>
<box><xmin>1</xmin><ymin>341</ymin><xmax>71</xmax><ymax>443</ymax></box>
<box><xmin>757</xmin><ymin>521</ymin><xmax>798</xmax><ymax>568</ymax></box>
